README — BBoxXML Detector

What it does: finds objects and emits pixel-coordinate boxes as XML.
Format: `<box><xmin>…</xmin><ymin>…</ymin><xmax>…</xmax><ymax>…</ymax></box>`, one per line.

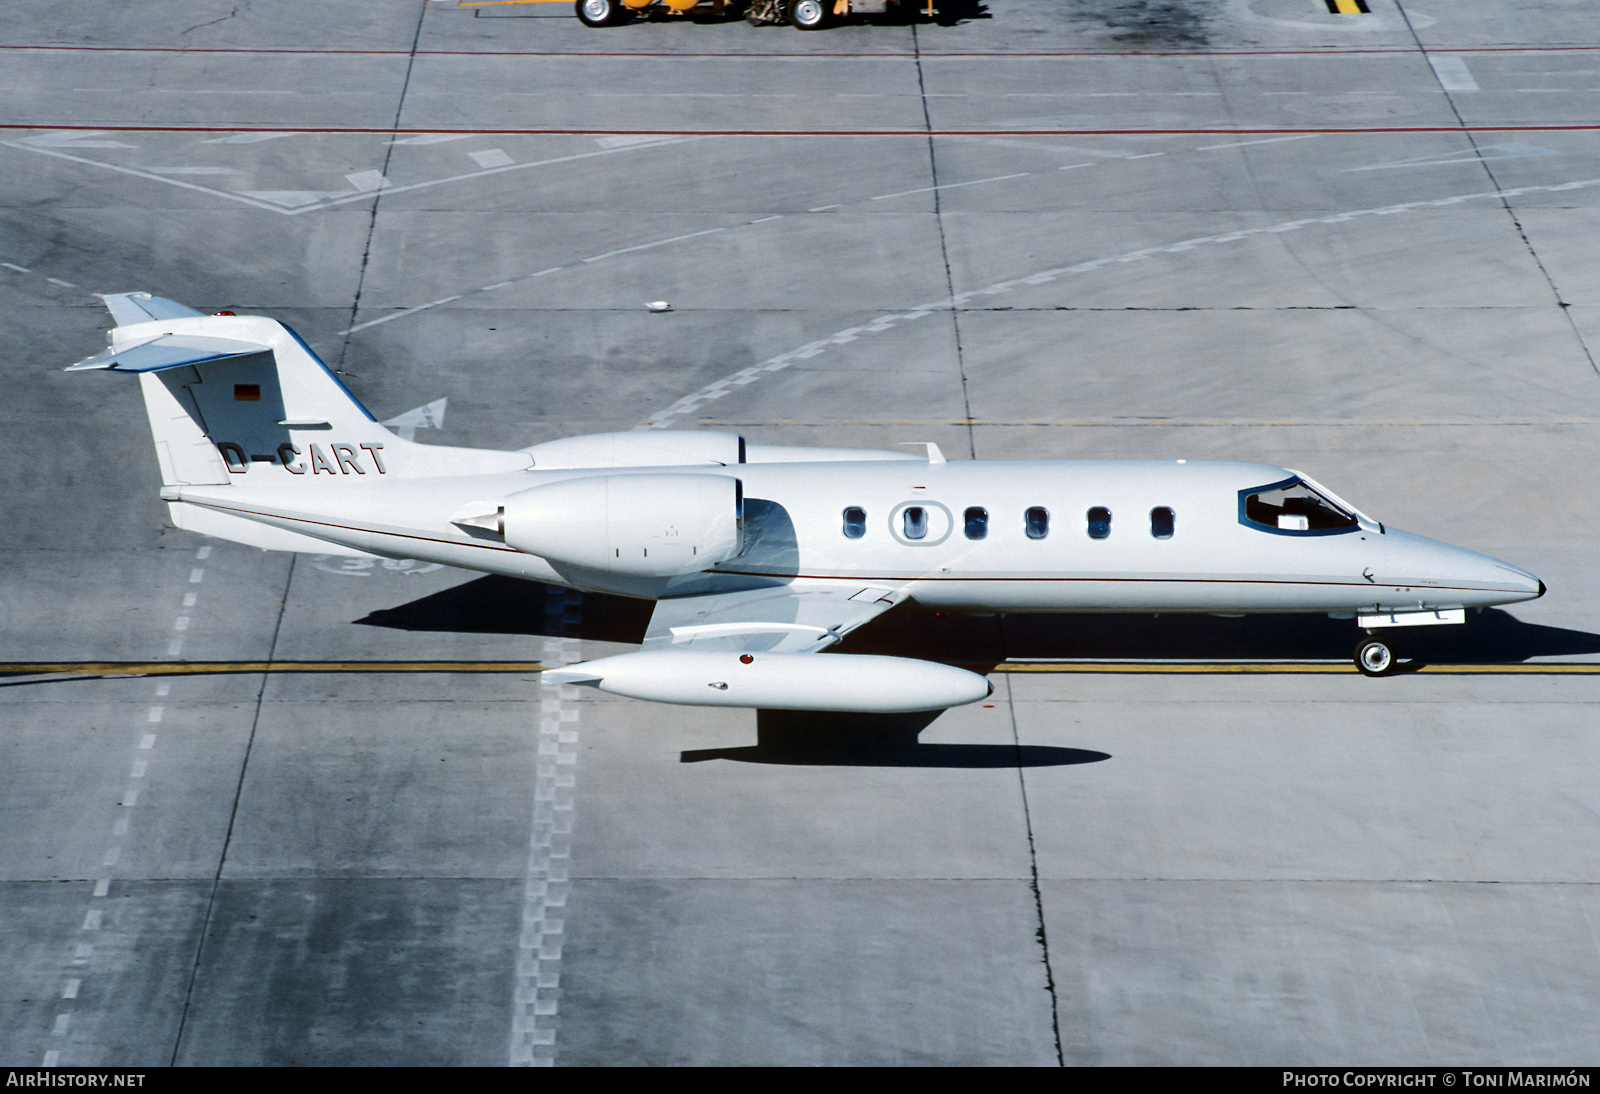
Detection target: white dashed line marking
<box><xmin>1058</xmin><ymin>162</ymin><xmax>1097</xmax><ymax>170</ymax></box>
<box><xmin>511</xmin><ymin>595</ymin><xmax>583</xmax><ymax>1067</ymax></box>
<box><xmin>167</xmin><ymin>638</ymin><xmax>183</xmax><ymax>656</ymax></box>
<box><xmin>130</xmin><ymin>761</ymin><xmax>147</xmax><ymax>778</ymax></box>
<box><xmin>51</xmin><ymin>1015</ymin><xmax>70</xmax><ymax>1037</ymax></box>
<box><xmin>92</xmin><ymin>880</ymin><xmax>109</xmax><ymax>898</ymax></box>
<box><xmin>82</xmin><ymin>911</ymin><xmax>101</xmax><ymax>931</ymax></box>
<box><xmin>196</xmin><ymin>546</ymin><xmax>211</xmax><ymax>560</ymax></box>
<box><xmin>62</xmin><ymin>980</ymin><xmax>80</xmax><ymax>1000</ymax></box>
<box><xmin>1196</xmin><ymin>134</ymin><xmax>1319</xmax><ymax>151</ymax></box>
<box><xmin>643</xmin><ymin>176</ymin><xmax>1600</xmax><ymax>428</ymax></box>
<box><xmin>869</xmin><ymin>172</ymin><xmax>1030</xmax><ymax>201</ymax></box>
<box><xmin>189</xmin><ymin>568</ymin><xmax>205</xmax><ymax>583</ymax></box>
<box><xmin>809</xmin><ymin>203</ymin><xmax>842</xmax><ymax>211</ymax></box>
<box><xmin>140</xmin><ymin>734</ymin><xmax>156</xmax><ymax>750</ymax></box>
<box><xmin>2</xmin><ymin>261</ymin><xmax>31</xmax><ymax>272</ymax></box>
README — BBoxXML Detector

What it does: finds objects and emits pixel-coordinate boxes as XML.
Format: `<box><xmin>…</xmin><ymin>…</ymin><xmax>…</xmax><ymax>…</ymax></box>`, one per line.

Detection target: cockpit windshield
<box><xmin>1240</xmin><ymin>477</ymin><xmax>1359</xmax><ymax>535</ymax></box>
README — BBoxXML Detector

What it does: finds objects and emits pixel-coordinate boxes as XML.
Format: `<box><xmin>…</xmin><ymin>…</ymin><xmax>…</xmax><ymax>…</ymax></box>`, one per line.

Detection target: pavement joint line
<box><xmin>9</xmin><ymin>44</ymin><xmax>1600</xmax><ymax>57</ymax></box>
<box><xmin>4</xmin><ymin>660</ymin><xmax>1600</xmax><ymax>677</ymax></box>
<box><xmin>641</xmin><ymin>176</ymin><xmax>1600</xmax><ymax>429</ymax></box>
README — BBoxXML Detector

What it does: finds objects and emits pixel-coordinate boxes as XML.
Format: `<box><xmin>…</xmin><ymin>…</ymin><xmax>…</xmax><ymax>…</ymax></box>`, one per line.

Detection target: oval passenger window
<box><xmin>1087</xmin><ymin>507</ymin><xmax>1111</xmax><ymax>539</ymax></box>
<box><xmin>1151</xmin><ymin>507</ymin><xmax>1175</xmax><ymax>539</ymax></box>
<box><xmin>964</xmin><ymin>507</ymin><xmax>988</xmax><ymax>540</ymax></box>
<box><xmin>842</xmin><ymin>507</ymin><xmax>866</xmax><ymax>539</ymax></box>
<box><xmin>1025</xmin><ymin>507</ymin><xmax>1049</xmax><ymax>540</ymax></box>
<box><xmin>903</xmin><ymin>506</ymin><xmax>928</xmax><ymax>540</ymax></box>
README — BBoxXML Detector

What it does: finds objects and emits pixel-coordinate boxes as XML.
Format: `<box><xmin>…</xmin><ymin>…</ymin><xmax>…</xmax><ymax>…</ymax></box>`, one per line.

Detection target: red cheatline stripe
<box><xmin>5</xmin><ymin>44</ymin><xmax>1600</xmax><ymax>57</ymax></box>
<box><xmin>7</xmin><ymin>123</ymin><xmax>1600</xmax><ymax>136</ymax></box>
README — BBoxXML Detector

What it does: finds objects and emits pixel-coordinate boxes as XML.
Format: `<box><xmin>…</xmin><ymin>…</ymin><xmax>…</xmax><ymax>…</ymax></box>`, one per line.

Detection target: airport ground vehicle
<box><xmin>575</xmin><ymin>0</ymin><xmax>932</xmax><ymax>30</ymax></box>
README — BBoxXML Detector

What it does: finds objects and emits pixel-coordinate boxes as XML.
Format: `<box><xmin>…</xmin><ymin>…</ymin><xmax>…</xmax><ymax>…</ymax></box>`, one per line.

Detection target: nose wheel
<box><xmin>1354</xmin><ymin>636</ymin><xmax>1396</xmax><ymax>677</ymax></box>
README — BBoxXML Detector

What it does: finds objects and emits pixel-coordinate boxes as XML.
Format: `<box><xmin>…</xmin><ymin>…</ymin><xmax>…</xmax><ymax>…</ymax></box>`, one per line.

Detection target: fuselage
<box><xmin>168</xmin><ymin>455</ymin><xmax>1542</xmax><ymax>617</ymax></box>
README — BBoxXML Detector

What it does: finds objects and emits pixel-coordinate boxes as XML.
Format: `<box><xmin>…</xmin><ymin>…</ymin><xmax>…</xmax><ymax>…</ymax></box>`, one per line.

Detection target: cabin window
<box><xmin>1025</xmin><ymin>507</ymin><xmax>1050</xmax><ymax>540</ymax></box>
<box><xmin>1241</xmin><ymin>477</ymin><xmax>1358</xmax><ymax>534</ymax></box>
<box><xmin>1086</xmin><ymin>507</ymin><xmax>1111</xmax><ymax>539</ymax></box>
<box><xmin>903</xmin><ymin>506</ymin><xmax>928</xmax><ymax>540</ymax></box>
<box><xmin>964</xmin><ymin>506</ymin><xmax>988</xmax><ymax>540</ymax></box>
<box><xmin>1151</xmin><ymin>507</ymin><xmax>1175</xmax><ymax>539</ymax></box>
<box><xmin>842</xmin><ymin>506</ymin><xmax>866</xmax><ymax>539</ymax></box>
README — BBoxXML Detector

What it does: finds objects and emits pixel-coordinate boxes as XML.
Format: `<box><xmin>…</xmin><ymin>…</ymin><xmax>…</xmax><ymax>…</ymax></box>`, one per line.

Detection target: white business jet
<box><xmin>69</xmin><ymin>293</ymin><xmax>1544</xmax><ymax>710</ymax></box>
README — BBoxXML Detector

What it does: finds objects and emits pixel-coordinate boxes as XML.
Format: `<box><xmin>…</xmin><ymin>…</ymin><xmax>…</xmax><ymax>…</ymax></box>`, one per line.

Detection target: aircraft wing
<box><xmin>640</xmin><ymin>583</ymin><xmax>911</xmax><ymax>655</ymax></box>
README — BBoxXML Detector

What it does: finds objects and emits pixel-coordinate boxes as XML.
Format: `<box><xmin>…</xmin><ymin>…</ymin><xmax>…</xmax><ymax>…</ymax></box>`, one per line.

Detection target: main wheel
<box><xmin>576</xmin><ymin>0</ymin><xmax>625</xmax><ymax>26</ymax></box>
<box><xmin>1354</xmin><ymin>637</ymin><xmax>1396</xmax><ymax>677</ymax></box>
<box><xmin>787</xmin><ymin>0</ymin><xmax>828</xmax><ymax>28</ymax></box>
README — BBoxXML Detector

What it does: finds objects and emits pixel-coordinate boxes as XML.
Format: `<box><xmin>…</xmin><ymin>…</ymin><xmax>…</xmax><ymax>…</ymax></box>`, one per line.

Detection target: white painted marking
<box><xmin>345</xmin><ymin>296</ymin><xmax>464</xmax><ymax>335</ymax></box>
<box><xmin>42</xmin><ymin>1052</ymin><xmax>60</xmax><ymax>1066</ymax></box>
<box><xmin>386</xmin><ymin>133</ymin><xmax>477</xmax><ymax>146</ymax></box>
<box><xmin>147</xmin><ymin>707</ymin><xmax>163</xmax><ymax>723</ymax></box>
<box><xmin>481</xmin><ymin>281</ymin><xmax>514</xmax><ymax>291</ymax></box>
<box><xmin>74</xmin><ymin>944</ymin><xmax>93</xmax><ymax>961</ymax></box>
<box><xmin>809</xmin><ymin>204</ymin><xmax>842</xmax><ymax>212</ymax></box>
<box><xmin>2</xmin><ymin>262</ymin><xmax>31</xmax><ymax>272</ymax></box>
<box><xmin>139</xmin><ymin>734</ymin><xmax>156</xmax><ymax>750</ymax></box>
<box><xmin>103</xmin><ymin>848</ymin><xmax>120</xmax><ymax>866</ymax></box>
<box><xmin>238</xmin><ymin>191</ymin><xmax>340</xmax><ymax>208</ymax></box>
<box><xmin>643</xmin><ymin>177</ymin><xmax>1600</xmax><ymax>428</ymax></box>
<box><xmin>63</xmin><ymin>980</ymin><xmax>80</xmax><ymax>1000</ymax></box>
<box><xmin>344</xmin><ymin>170</ymin><xmax>391</xmax><ymax>192</ymax></box>
<box><xmin>167</xmin><ymin>638</ymin><xmax>183</xmax><ymax>657</ymax></box>
<box><xmin>82</xmin><ymin>910</ymin><xmax>102</xmax><ymax>930</ymax></box>
<box><xmin>21</xmin><ymin>131</ymin><xmax>135</xmax><ymax>149</ymax></box>
<box><xmin>869</xmin><ymin>172</ymin><xmax>1030</xmax><ymax>201</ymax></box>
<box><xmin>92</xmin><ymin>879</ymin><xmax>109</xmax><ymax>897</ymax></box>
<box><xmin>122</xmin><ymin>788</ymin><xmax>139</xmax><ymax>807</ymax></box>
<box><xmin>182</xmin><ymin>592</ymin><xmax>197</xmax><ymax>608</ymax></box>
<box><xmin>383</xmin><ymin>397</ymin><xmax>448</xmax><ymax>442</ymax></box>
<box><xmin>200</xmin><ymin>132</ymin><xmax>303</xmax><ymax>144</ymax></box>
<box><xmin>155</xmin><ymin>682</ymin><xmax>170</xmax><ymax>697</ymax></box>
<box><xmin>173</xmin><ymin>617</ymin><xmax>189</xmax><ymax>632</ymax></box>
<box><xmin>751</xmin><ymin>215</ymin><xmax>783</xmax><ymax>224</ymax></box>
<box><xmin>1196</xmin><ymin>134</ymin><xmax>1318</xmax><ymax>151</ymax></box>
<box><xmin>581</xmin><ymin>227</ymin><xmax>727</xmax><ymax>264</ymax></box>
<box><xmin>189</xmin><ymin>568</ymin><xmax>205</xmax><ymax>584</ymax></box>
<box><xmin>51</xmin><ymin>1014</ymin><xmax>70</xmax><ymax>1036</ymax></box>
<box><xmin>1430</xmin><ymin>55</ymin><xmax>1480</xmax><ymax>92</ymax></box>
<box><xmin>46</xmin><ymin>278</ymin><xmax>76</xmax><ymax>287</ymax></box>
<box><xmin>469</xmin><ymin>148</ymin><xmax>515</xmax><ymax>169</ymax></box>
<box><xmin>131</xmin><ymin>761</ymin><xmax>147</xmax><ymax>778</ymax></box>
<box><xmin>149</xmin><ymin>166</ymin><xmax>247</xmax><ymax>176</ymax></box>
<box><xmin>1058</xmin><ymin>163</ymin><xmax>1096</xmax><ymax>171</ymax></box>
<box><xmin>1343</xmin><ymin>142</ymin><xmax>1558</xmax><ymax>173</ymax></box>
<box><xmin>0</xmin><ymin>139</ymin><xmax>294</xmax><ymax>214</ymax></box>
<box><xmin>196</xmin><ymin>546</ymin><xmax>211</xmax><ymax>560</ymax></box>
<box><xmin>1126</xmin><ymin>152</ymin><xmax>1165</xmax><ymax>159</ymax></box>
<box><xmin>113</xmin><ymin>818</ymin><xmax>129</xmax><ymax>836</ymax></box>
<box><xmin>595</xmin><ymin>134</ymin><xmax>680</xmax><ymax>148</ymax></box>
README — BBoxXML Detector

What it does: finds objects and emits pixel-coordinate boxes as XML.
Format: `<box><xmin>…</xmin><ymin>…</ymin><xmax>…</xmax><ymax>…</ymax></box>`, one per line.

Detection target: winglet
<box><xmin>898</xmin><ymin>441</ymin><xmax>947</xmax><ymax>466</ymax></box>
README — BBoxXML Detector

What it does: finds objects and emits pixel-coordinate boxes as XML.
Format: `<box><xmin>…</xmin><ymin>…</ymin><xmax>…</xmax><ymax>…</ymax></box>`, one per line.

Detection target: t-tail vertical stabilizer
<box><xmin>68</xmin><ymin>293</ymin><xmax>531</xmax><ymax>553</ymax></box>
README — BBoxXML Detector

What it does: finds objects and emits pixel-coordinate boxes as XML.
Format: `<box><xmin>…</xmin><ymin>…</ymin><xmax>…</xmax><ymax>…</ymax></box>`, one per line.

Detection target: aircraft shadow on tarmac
<box><xmin>361</xmin><ymin>577</ymin><xmax>1600</xmax><ymax>668</ymax></box>
<box><xmin>679</xmin><ymin>709</ymin><xmax>1109</xmax><ymax>768</ymax></box>
<box><xmin>355</xmin><ymin>577</ymin><xmax>1600</xmax><ymax>766</ymax></box>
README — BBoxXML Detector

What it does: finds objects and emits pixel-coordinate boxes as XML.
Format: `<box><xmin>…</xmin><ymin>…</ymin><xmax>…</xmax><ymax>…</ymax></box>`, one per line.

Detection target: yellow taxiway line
<box><xmin>4</xmin><ymin>661</ymin><xmax>1600</xmax><ymax>679</ymax></box>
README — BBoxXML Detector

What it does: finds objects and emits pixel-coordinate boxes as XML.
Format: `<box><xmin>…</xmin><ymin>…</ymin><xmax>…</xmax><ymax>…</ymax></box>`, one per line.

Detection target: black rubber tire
<box><xmin>1354</xmin><ymin>637</ymin><xmax>1396</xmax><ymax>677</ymax></box>
<box><xmin>787</xmin><ymin>0</ymin><xmax>829</xmax><ymax>29</ymax></box>
<box><xmin>576</xmin><ymin>0</ymin><xmax>626</xmax><ymax>27</ymax></box>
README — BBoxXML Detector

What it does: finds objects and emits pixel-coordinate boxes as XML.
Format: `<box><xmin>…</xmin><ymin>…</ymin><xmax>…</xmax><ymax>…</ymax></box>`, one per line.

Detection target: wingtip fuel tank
<box><xmin>544</xmin><ymin>650</ymin><xmax>993</xmax><ymax>712</ymax></box>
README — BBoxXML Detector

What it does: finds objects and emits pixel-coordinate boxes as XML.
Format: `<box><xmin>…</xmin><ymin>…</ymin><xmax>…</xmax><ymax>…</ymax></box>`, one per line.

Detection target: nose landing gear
<box><xmin>1354</xmin><ymin>635</ymin><xmax>1396</xmax><ymax>676</ymax></box>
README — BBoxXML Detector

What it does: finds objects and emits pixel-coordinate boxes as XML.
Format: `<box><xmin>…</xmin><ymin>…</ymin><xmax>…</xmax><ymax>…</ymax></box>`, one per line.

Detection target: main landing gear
<box><xmin>1354</xmin><ymin>634</ymin><xmax>1396</xmax><ymax>677</ymax></box>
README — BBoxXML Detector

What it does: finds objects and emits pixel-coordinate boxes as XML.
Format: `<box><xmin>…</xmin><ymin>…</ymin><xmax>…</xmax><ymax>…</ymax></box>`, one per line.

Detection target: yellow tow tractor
<box><xmin>575</xmin><ymin>0</ymin><xmax>934</xmax><ymax>30</ymax></box>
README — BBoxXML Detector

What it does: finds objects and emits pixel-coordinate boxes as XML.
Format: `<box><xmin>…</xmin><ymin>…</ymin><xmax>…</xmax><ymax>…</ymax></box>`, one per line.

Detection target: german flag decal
<box><xmin>234</xmin><ymin>383</ymin><xmax>261</xmax><ymax>401</ymax></box>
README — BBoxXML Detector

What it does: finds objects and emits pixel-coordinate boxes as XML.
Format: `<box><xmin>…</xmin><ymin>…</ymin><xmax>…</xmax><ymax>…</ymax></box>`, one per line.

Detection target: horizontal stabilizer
<box><xmin>65</xmin><ymin>334</ymin><xmax>272</xmax><ymax>373</ymax></box>
<box><xmin>99</xmin><ymin>292</ymin><xmax>204</xmax><ymax>326</ymax></box>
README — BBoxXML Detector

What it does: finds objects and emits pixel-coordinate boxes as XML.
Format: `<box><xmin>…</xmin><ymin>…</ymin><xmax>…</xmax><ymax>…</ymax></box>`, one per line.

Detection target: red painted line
<box><xmin>7</xmin><ymin>123</ymin><xmax>1600</xmax><ymax>137</ymax></box>
<box><xmin>6</xmin><ymin>44</ymin><xmax>1600</xmax><ymax>58</ymax></box>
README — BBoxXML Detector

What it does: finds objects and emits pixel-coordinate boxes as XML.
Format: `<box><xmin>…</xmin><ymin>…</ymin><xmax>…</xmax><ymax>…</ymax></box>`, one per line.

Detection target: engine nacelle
<box><xmin>502</xmin><ymin>473</ymin><xmax>743</xmax><ymax>576</ymax></box>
